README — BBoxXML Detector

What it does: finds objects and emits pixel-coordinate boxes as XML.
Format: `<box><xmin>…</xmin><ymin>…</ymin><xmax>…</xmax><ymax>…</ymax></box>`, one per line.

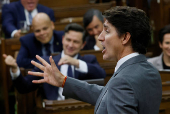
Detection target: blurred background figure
<box><xmin>3</xmin><ymin>23</ymin><xmax>106</xmax><ymax>100</ymax></box>
<box><xmin>148</xmin><ymin>24</ymin><xmax>170</xmax><ymax>70</ymax></box>
<box><xmin>82</xmin><ymin>9</ymin><xmax>104</xmax><ymax>50</ymax></box>
<box><xmin>17</xmin><ymin>13</ymin><xmax>63</xmax><ymax>69</ymax></box>
<box><xmin>2</xmin><ymin>0</ymin><xmax>55</xmax><ymax>39</ymax></box>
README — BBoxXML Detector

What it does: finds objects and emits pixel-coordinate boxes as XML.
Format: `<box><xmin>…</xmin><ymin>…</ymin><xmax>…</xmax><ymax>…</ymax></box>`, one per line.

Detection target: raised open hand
<box><xmin>28</xmin><ymin>55</ymin><xmax>65</xmax><ymax>87</ymax></box>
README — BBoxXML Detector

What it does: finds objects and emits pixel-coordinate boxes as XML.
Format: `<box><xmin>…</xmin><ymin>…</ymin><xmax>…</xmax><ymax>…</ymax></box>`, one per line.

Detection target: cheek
<box><xmin>162</xmin><ymin>44</ymin><xmax>169</xmax><ymax>49</ymax></box>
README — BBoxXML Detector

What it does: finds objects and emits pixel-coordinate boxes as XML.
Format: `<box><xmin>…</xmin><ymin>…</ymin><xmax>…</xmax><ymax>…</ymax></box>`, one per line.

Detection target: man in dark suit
<box><xmin>17</xmin><ymin>13</ymin><xmax>63</xmax><ymax>69</ymax></box>
<box><xmin>3</xmin><ymin>23</ymin><xmax>106</xmax><ymax>100</ymax></box>
<box><xmin>30</xmin><ymin>6</ymin><xmax>162</xmax><ymax>113</ymax></box>
<box><xmin>82</xmin><ymin>9</ymin><xmax>104</xmax><ymax>50</ymax></box>
<box><xmin>2</xmin><ymin>0</ymin><xmax>55</xmax><ymax>38</ymax></box>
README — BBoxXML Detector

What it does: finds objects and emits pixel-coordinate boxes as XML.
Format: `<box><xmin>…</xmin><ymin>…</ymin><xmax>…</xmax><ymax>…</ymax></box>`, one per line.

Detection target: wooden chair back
<box><xmin>0</xmin><ymin>38</ymin><xmax>21</xmax><ymax>114</ymax></box>
<box><xmin>159</xmin><ymin>71</ymin><xmax>170</xmax><ymax>114</ymax></box>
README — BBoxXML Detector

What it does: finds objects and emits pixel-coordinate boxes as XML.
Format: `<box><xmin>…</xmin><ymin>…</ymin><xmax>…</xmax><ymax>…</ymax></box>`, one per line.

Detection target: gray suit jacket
<box><xmin>63</xmin><ymin>54</ymin><xmax>162</xmax><ymax>114</ymax></box>
<box><xmin>147</xmin><ymin>53</ymin><xmax>163</xmax><ymax>70</ymax></box>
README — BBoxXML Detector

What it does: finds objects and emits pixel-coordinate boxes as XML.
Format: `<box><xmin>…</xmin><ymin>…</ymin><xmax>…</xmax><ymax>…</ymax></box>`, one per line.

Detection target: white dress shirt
<box><xmin>11</xmin><ymin>8</ymin><xmax>38</xmax><ymax>38</ymax></box>
<box><xmin>57</xmin><ymin>51</ymin><xmax>88</xmax><ymax>100</ymax></box>
<box><xmin>94</xmin><ymin>45</ymin><xmax>100</xmax><ymax>50</ymax></box>
<box><xmin>114</xmin><ymin>52</ymin><xmax>139</xmax><ymax>72</ymax></box>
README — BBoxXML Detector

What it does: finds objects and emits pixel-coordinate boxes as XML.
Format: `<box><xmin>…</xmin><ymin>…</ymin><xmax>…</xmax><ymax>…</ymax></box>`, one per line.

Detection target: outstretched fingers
<box><xmin>50</xmin><ymin>56</ymin><xmax>59</xmax><ymax>72</ymax></box>
<box><xmin>36</xmin><ymin>55</ymin><xmax>50</xmax><ymax>67</ymax></box>
<box><xmin>32</xmin><ymin>79</ymin><xmax>46</xmax><ymax>84</ymax></box>
<box><xmin>28</xmin><ymin>71</ymin><xmax>44</xmax><ymax>77</ymax></box>
<box><xmin>31</xmin><ymin>60</ymin><xmax>45</xmax><ymax>71</ymax></box>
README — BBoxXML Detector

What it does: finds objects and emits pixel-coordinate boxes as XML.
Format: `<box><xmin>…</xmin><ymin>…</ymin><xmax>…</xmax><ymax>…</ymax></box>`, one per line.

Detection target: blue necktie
<box><xmin>29</xmin><ymin>12</ymin><xmax>32</xmax><ymax>24</ymax></box>
<box><xmin>44</xmin><ymin>43</ymin><xmax>51</xmax><ymax>56</ymax></box>
<box><xmin>67</xmin><ymin>65</ymin><xmax>73</xmax><ymax>77</ymax></box>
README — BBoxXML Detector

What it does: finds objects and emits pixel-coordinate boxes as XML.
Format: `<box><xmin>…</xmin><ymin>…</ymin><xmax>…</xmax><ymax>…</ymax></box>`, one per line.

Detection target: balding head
<box><xmin>32</xmin><ymin>13</ymin><xmax>55</xmax><ymax>44</ymax></box>
<box><xmin>32</xmin><ymin>13</ymin><xmax>51</xmax><ymax>27</ymax></box>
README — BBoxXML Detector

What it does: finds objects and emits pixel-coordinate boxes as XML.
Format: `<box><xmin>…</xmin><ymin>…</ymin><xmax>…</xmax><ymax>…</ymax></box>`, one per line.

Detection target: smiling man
<box><xmin>2</xmin><ymin>0</ymin><xmax>55</xmax><ymax>38</ymax></box>
<box><xmin>29</xmin><ymin>6</ymin><xmax>162</xmax><ymax>114</ymax></box>
<box><xmin>3</xmin><ymin>23</ymin><xmax>106</xmax><ymax>100</ymax></box>
<box><xmin>148</xmin><ymin>24</ymin><xmax>170</xmax><ymax>70</ymax></box>
<box><xmin>82</xmin><ymin>9</ymin><xmax>104</xmax><ymax>50</ymax></box>
<box><xmin>17</xmin><ymin>13</ymin><xmax>63</xmax><ymax>68</ymax></box>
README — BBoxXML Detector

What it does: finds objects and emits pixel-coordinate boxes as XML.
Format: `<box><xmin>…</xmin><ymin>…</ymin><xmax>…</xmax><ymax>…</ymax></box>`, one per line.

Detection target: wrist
<box><xmin>74</xmin><ymin>59</ymin><xmax>79</xmax><ymax>68</ymax></box>
<box><xmin>62</xmin><ymin>76</ymin><xmax>67</xmax><ymax>88</ymax></box>
<box><xmin>11</xmin><ymin>67</ymin><xmax>18</xmax><ymax>73</ymax></box>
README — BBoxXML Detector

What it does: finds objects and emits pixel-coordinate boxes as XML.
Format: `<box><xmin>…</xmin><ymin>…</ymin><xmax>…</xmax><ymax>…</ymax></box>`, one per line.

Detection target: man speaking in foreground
<box><xmin>29</xmin><ymin>6</ymin><xmax>162</xmax><ymax>114</ymax></box>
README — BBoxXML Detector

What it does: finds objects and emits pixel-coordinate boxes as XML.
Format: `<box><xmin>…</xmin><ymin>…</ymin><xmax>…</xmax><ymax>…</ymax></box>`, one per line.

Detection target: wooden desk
<box><xmin>36</xmin><ymin>99</ymin><xmax>94</xmax><ymax>114</ymax></box>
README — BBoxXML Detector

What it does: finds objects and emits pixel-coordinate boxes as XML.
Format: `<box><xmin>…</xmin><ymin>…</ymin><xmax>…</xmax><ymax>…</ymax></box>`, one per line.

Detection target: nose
<box><xmin>40</xmin><ymin>30</ymin><xmax>45</xmax><ymax>35</ymax></box>
<box><xmin>98</xmin><ymin>31</ymin><xmax>105</xmax><ymax>41</ymax></box>
<box><xmin>68</xmin><ymin>41</ymin><xmax>74</xmax><ymax>47</ymax></box>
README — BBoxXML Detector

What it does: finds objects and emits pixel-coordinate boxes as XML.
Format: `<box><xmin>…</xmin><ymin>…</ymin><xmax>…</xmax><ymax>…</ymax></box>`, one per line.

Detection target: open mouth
<box><xmin>102</xmin><ymin>46</ymin><xmax>106</xmax><ymax>53</ymax></box>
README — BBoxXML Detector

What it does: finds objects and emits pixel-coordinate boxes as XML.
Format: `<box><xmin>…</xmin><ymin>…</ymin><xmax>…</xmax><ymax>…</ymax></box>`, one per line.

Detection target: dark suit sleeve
<box><xmin>80</xmin><ymin>55</ymin><xmax>106</xmax><ymax>79</ymax></box>
<box><xmin>17</xmin><ymin>38</ymin><xmax>36</xmax><ymax>68</ymax></box>
<box><xmin>2</xmin><ymin>4</ymin><xmax>17</xmax><ymax>38</ymax></box>
<box><xmin>13</xmin><ymin>68</ymin><xmax>41</xmax><ymax>94</ymax></box>
<box><xmin>106</xmin><ymin>77</ymin><xmax>138</xmax><ymax>113</ymax></box>
<box><xmin>63</xmin><ymin>77</ymin><xmax>104</xmax><ymax>105</ymax></box>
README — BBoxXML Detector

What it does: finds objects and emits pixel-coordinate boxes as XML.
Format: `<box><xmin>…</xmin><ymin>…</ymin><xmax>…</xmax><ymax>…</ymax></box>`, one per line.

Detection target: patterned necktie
<box><xmin>44</xmin><ymin>43</ymin><xmax>51</xmax><ymax>56</ymax></box>
<box><xmin>67</xmin><ymin>65</ymin><xmax>73</xmax><ymax>77</ymax></box>
<box><xmin>29</xmin><ymin>12</ymin><xmax>32</xmax><ymax>24</ymax></box>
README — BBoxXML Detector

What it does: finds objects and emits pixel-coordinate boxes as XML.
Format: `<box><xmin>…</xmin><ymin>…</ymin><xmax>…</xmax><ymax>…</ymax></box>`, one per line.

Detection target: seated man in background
<box><xmin>2</xmin><ymin>0</ymin><xmax>55</xmax><ymax>39</ymax></box>
<box><xmin>82</xmin><ymin>9</ymin><xmax>105</xmax><ymax>50</ymax></box>
<box><xmin>3</xmin><ymin>23</ymin><xmax>106</xmax><ymax>100</ymax></box>
<box><xmin>17</xmin><ymin>13</ymin><xmax>63</xmax><ymax>69</ymax></box>
<box><xmin>148</xmin><ymin>24</ymin><xmax>170</xmax><ymax>70</ymax></box>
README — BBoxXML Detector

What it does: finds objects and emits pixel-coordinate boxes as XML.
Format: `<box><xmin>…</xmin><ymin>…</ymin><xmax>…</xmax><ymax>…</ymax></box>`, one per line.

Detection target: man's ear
<box><xmin>122</xmin><ymin>32</ymin><xmax>131</xmax><ymax>45</ymax></box>
<box><xmin>62</xmin><ymin>35</ymin><xmax>65</xmax><ymax>44</ymax></box>
<box><xmin>159</xmin><ymin>42</ymin><xmax>163</xmax><ymax>49</ymax></box>
<box><xmin>51</xmin><ymin>21</ymin><xmax>55</xmax><ymax>29</ymax></box>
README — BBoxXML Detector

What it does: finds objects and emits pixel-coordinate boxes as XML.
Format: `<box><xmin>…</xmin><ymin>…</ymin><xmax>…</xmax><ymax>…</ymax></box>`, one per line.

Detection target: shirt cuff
<box><xmin>11</xmin><ymin>30</ymin><xmax>18</xmax><ymax>38</ymax></box>
<box><xmin>94</xmin><ymin>45</ymin><xmax>100</xmax><ymax>50</ymax></box>
<box><xmin>75</xmin><ymin>60</ymin><xmax>88</xmax><ymax>73</ymax></box>
<box><xmin>10</xmin><ymin>67</ymin><xmax>20</xmax><ymax>80</ymax></box>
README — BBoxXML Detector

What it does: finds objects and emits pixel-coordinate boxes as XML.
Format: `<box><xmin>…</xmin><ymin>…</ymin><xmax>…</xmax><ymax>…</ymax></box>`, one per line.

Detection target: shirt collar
<box><xmin>24</xmin><ymin>8</ymin><xmax>37</xmax><ymax>25</ymax></box>
<box><xmin>114</xmin><ymin>52</ymin><xmax>139</xmax><ymax>72</ymax></box>
<box><xmin>61</xmin><ymin>50</ymin><xmax>78</xmax><ymax>59</ymax></box>
<box><xmin>48</xmin><ymin>36</ymin><xmax>54</xmax><ymax>45</ymax></box>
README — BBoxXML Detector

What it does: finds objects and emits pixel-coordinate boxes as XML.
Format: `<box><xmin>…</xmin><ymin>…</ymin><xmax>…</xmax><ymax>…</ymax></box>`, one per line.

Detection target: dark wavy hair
<box><xmin>83</xmin><ymin>9</ymin><xmax>104</xmax><ymax>28</ymax></box>
<box><xmin>103</xmin><ymin>6</ymin><xmax>151</xmax><ymax>54</ymax></box>
<box><xmin>64</xmin><ymin>23</ymin><xmax>85</xmax><ymax>43</ymax></box>
<box><xmin>159</xmin><ymin>24</ymin><xmax>170</xmax><ymax>44</ymax></box>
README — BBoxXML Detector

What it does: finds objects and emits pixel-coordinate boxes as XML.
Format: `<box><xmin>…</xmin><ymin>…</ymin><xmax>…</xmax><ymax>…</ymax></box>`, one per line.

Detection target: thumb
<box><xmin>3</xmin><ymin>54</ymin><xmax>7</xmax><ymax>59</ymax></box>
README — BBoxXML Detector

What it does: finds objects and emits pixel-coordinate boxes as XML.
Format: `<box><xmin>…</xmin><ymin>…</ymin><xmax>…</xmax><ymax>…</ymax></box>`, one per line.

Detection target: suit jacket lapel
<box><xmin>34</xmin><ymin>37</ymin><xmax>43</xmax><ymax>55</ymax></box>
<box><xmin>114</xmin><ymin>54</ymin><xmax>146</xmax><ymax>77</ymax></box>
<box><xmin>94</xmin><ymin>54</ymin><xmax>146</xmax><ymax>113</ymax></box>
<box><xmin>74</xmin><ymin>54</ymin><xmax>81</xmax><ymax>79</ymax></box>
<box><xmin>17</xmin><ymin>1</ymin><xmax>26</xmax><ymax>25</ymax></box>
<box><xmin>155</xmin><ymin>53</ymin><xmax>163</xmax><ymax>69</ymax></box>
<box><xmin>36</xmin><ymin>4</ymin><xmax>42</xmax><ymax>12</ymax></box>
<box><xmin>53</xmin><ymin>53</ymin><xmax>62</xmax><ymax>70</ymax></box>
